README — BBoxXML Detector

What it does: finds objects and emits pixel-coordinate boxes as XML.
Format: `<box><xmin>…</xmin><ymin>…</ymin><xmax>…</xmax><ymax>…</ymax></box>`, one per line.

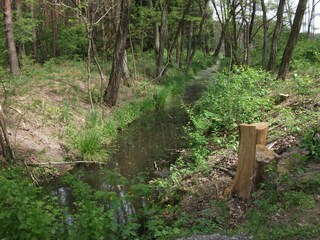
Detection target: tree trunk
<box><xmin>184</xmin><ymin>0</ymin><xmax>209</xmax><ymax>75</ymax></box>
<box><xmin>165</xmin><ymin>0</ymin><xmax>192</xmax><ymax>73</ymax></box>
<box><xmin>260</xmin><ymin>0</ymin><xmax>268</xmax><ymax>67</ymax></box>
<box><xmin>14</xmin><ymin>0</ymin><xmax>25</xmax><ymax>56</ymax></box>
<box><xmin>3</xmin><ymin>0</ymin><xmax>20</xmax><ymax>75</ymax></box>
<box><xmin>213</xmin><ymin>34</ymin><xmax>223</xmax><ymax>60</ymax></box>
<box><xmin>278</xmin><ymin>0</ymin><xmax>308</xmax><ymax>80</ymax></box>
<box><xmin>186</xmin><ymin>21</ymin><xmax>193</xmax><ymax>65</ymax></box>
<box><xmin>103</xmin><ymin>0</ymin><xmax>131</xmax><ymax>107</ymax></box>
<box><xmin>178</xmin><ymin>21</ymin><xmax>184</xmax><ymax>69</ymax></box>
<box><xmin>148</xmin><ymin>0</ymin><xmax>160</xmax><ymax>74</ymax></box>
<box><xmin>122</xmin><ymin>50</ymin><xmax>130</xmax><ymax>86</ymax></box>
<box><xmin>30</xmin><ymin>2</ymin><xmax>37</xmax><ymax>60</ymax></box>
<box><xmin>156</xmin><ymin>0</ymin><xmax>170</xmax><ymax>77</ymax></box>
<box><xmin>51</xmin><ymin>0</ymin><xmax>58</xmax><ymax>57</ymax></box>
<box><xmin>307</xmin><ymin>0</ymin><xmax>318</xmax><ymax>38</ymax></box>
<box><xmin>267</xmin><ymin>0</ymin><xmax>285</xmax><ymax>72</ymax></box>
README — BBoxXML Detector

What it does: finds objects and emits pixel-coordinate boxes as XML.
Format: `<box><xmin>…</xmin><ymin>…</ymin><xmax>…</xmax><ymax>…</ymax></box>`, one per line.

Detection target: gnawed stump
<box><xmin>254</xmin><ymin>144</ymin><xmax>279</xmax><ymax>188</ymax></box>
<box><xmin>224</xmin><ymin>123</ymin><xmax>278</xmax><ymax>200</ymax></box>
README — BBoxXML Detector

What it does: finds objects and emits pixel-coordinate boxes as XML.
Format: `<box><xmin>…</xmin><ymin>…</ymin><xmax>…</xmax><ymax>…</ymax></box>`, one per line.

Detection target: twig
<box><xmin>9</xmin><ymin>106</ymin><xmax>22</xmax><ymax>114</ymax></box>
<box><xmin>22</xmin><ymin>161</ymin><xmax>40</xmax><ymax>186</ymax></box>
<box><xmin>212</xmin><ymin>165</ymin><xmax>235</xmax><ymax>177</ymax></box>
<box><xmin>150</xmin><ymin>62</ymin><xmax>170</xmax><ymax>82</ymax></box>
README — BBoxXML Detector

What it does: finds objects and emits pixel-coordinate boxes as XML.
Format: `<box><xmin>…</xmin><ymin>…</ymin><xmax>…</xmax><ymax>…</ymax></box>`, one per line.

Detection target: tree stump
<box><xmin>224</xmin><ymin>122</ymin><xmax>276</xmax><ymax>200</ymax></box>
<box><xmin>0</xmin><ymin>104</ymin><xmax>14</xmax><ymax>160</ymax></box>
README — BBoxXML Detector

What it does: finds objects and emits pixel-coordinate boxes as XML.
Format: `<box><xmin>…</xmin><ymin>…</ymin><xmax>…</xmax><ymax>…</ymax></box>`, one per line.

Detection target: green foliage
<box><xmin>57</xmin><ymin>24</ymin><xmax>87</xmax><ymax>58</ymax></box>
<box><xmin>301</xmin><ymin>126</ymin><xmax>320</xmax><ymax>162</ymax></box>
<box><xmin>0</xmin><ymin>168</ymin><xmax>63</xmax><ymax>239</ymax></box>
<box><xmin>186</xmin><ymin>67</ymin><xmax>272</xmax><ymax>163</ymax></box>
<box><xmin>61</xmin><ymin>174</ymin><xmax>121</xmax><ymax>239</ymax></box>
<box><xmin>14</xmin><ymin>13</ymin><xmax>38</xmax><ymax>45</ymax></box>
<box><xmin>282</xmin><ymin>191</ymin><xmax>316</xmax><ymax>209</ymax></box>
<box><xmin>190</xmin><ymin>51</ymin><xmax>215</xmax><ymax>75</ymax></box>
<box><xmin>241</xmin><ymin>189</ymin><xmax>320</xmax><ymax>240</ymax></box>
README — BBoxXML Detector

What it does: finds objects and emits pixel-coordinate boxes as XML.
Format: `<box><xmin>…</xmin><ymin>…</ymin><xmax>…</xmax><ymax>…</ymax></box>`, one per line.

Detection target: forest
<box><xmin>0</xmin><ymin>0</ymin><xmax>320</xmax><ymax>239</ymax></box>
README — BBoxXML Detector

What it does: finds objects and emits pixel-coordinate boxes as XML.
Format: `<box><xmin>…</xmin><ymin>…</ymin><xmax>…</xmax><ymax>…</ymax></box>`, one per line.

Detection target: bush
<box><xmin>302</xmin><ymin>126</ymin><xmax>320</xmax><ymax>162</ymax></box>
<box><xmin>187</xmin><ymin>67</ymin><xmax>272</xmax><ymax>157</ymax></box>
<box><xmin>0</xmin><ymin>168</ymin><xmax>63</xmax><ymax>239</ymax></box>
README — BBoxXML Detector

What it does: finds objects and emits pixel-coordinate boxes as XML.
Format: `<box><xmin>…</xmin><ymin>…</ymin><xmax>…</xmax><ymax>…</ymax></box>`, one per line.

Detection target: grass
<box><xmin>1</xmin><ymin>50</ymin><xmax>202</xmax><ymax>162</ymax></box>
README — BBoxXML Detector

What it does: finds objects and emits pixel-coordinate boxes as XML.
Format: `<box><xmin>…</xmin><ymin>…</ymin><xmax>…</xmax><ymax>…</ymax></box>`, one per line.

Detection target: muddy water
<box><xmin>52</xmin><ymin>67</ymin><xmax>217</xmax><ymax>221</ymax></box>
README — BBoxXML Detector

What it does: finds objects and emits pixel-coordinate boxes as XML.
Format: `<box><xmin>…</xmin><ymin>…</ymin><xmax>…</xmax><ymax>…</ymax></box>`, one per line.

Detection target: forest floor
<box><xmin>176</xmin><ymin>76</ymin><xmax>320</xmax><ymax>239</ymax></box>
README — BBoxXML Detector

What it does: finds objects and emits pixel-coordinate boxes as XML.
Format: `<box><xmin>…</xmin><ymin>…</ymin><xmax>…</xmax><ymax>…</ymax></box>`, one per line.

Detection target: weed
<box><xmin>282</xmin><ymin>191</ymin><xmax>316</xmax><ymax>209</ymax></box>
<box><xmin>301</xmin><ymin>126</ymin><xmax>320</xmax><ymax>162</ymax></box>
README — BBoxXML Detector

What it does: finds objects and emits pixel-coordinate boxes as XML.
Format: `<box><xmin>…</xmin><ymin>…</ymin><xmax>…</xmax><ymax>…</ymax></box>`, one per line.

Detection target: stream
<box><xmin>51</xmin><ymin>66</ymin><xmax>217</xmax><ymax>225</ymax></box>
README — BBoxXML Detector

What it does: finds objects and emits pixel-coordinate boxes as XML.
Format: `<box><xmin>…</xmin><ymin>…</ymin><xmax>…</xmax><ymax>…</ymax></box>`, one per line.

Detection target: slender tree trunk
<box><xmin>165</xmin><ymin>0</ymin><xmax>192</xmax><ymax>69</ymax></box>
<box><xmin>267</xmin><ymin>0</ymin><xmax>285</xmax><ymax>72</ymax></box>
<box><xmin>278</xmin><ymin>0</ymin><xmax>308</xmax><ymax>80</ymax></box>
<box><xmin>148</xmin><ymin>0</ymin><xmax>160</xmax><ymax>73</ymax></box>
<box><xmin>261</xmin><ymin>0</ymin><xmax>268</xmax><ymax>67</ymax></box>
<box><xmin>103</xmin><ymin>0</ymin><xmax>131</xmax><ymax>107</ymax></box>
<box><xmin>51</xmin><ymin>0</ymin><xmax>58</xmax><ymax>57</ymax></box>
<box><xmin>185</xmin><ymin>0</ymin><xmax>209</xmax><ymax>75</ymax></box>
<box><xmin>307</xmin><ymin>0</ymin><xmax>318</xmax><ymax>38</ymax></box>
<box><xmin>178</xmin><ymin>22</ymin><xmax>184</xmax><ymax>69</ymax></box>
<box><xmin>286</xmin><ymin>0</ymin><xmax>293</xmax><ymax>28</ymax></box>
<box><xmin>175</xmin><ymin>28</ymin><xmax>180</xmax><ymax>64</ymax></box>
<box><xmin>231</xmin><ymin>0</ymin><xmax>238</xmax><ymax>53</ymax></box>
<box><xmin>122</xmin><ymin>50</ymin><xmax>130</xmax><ymax>86</ymax></box>
<box><xmin>249</xmin><ymin>0</ymin><xmax>256</xmax><ymax>43</ymax></box>
<box><xmin>213</xmin><ymin>34</ymin><xmax>223</xmax><ymax>60</ymax></box>
<box><xmin>157</xmin><ymin>0</ymin><xmax>170</xmax><ymax>77</ymax></box>
<box><xmin>14</xmin><ymin>0</ymin><xmax>25</xmax><ymax>56</ymax></box>
<box><xmin>186</xmin><ymin>21</ymin><xmax>193</xmax><ymax>65</ymax></box>
<box><xmin>30</xmin><ymin>2</ymin><xmax>37</xmax><ymax>60</ymax></box>
<box><xmin>3</xmin><ymin>0</ymin><xmax>20</xmax><ymax>75</ymax></box>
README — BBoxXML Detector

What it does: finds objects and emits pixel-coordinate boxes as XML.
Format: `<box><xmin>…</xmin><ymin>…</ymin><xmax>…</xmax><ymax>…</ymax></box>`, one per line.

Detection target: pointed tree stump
<box><xmin>224</xmin><ymin>122</ymin><xmax>274</xmax><ymax>200</ymax></box>
<box><xmin>0</xmin><ymin>104</ymin><xmax>15</xmax><ymax>160</ymax></box>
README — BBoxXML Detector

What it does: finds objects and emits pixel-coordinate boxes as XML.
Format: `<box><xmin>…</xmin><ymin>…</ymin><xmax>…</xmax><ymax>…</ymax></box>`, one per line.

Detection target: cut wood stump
<box><xmin>224</xmin><ymin>122</ymin><xmax>278</xmax><ymax>201</ymax></box>
<box><xmin>0</xmin><ymin>104</ymin><xmax>15</xmax><ymax>160</ymax></box>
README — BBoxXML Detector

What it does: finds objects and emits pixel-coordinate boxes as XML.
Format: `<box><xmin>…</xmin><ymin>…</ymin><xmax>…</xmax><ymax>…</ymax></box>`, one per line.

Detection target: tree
<box><xmin>278</xmin><ymin>0</ymin><xmax>308</xmax><ymax>80</ymax></box>
<box><xmin>103</xmin><ymin>0</ymin><xmax>132</xmax><ymax>107</ymax></box>
<box><xmin>185</xmin><ymin>0</ymin><xmax>210</xmax><ymax>75</ymax></box>
<box><xmin>51</xmin><ymin>0</ymin><xmax>58</xmax><ymax>57</ymax></box>
<box><xmin>156</xmin><ymin>0</ymin><xmax>171</xmax><ymax>77</ymax></box>
<box><xmin>260</xmin><ymin>0</ymin><xmax>268</xmax><ymax>67</ymax></box>
<box><xmin>307</xmin><ymin>0</ymin><xmax>320</xmax><ymax>38</ymax></box>
<box><xmin>267</xmin><ymin>0</ymin><xmax>286</xmax><ymax>72</ymax></box>
<box><xmin>3</xmin><ymin>0</ymin><xmax>20</xmax><ymax>75</ymax></box>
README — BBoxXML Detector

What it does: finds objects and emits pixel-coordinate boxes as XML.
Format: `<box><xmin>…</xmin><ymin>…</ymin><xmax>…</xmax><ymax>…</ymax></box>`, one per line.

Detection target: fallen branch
<box><xmin>26</xmin><ymin>161</ymin><xmax>108</xmax><ymax>166</ymax></box>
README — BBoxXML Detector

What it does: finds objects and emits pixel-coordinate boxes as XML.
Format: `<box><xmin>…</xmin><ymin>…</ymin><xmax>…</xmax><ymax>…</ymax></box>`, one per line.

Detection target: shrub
<box><xmin>301</xmin><ymin>126</ymin><xmax>320</xmax><ymax>162</ymax></box>
<box><xmin>187</xmin><ymin>66</ymin><xmax>273</xmax><ymax>160</ymax></box>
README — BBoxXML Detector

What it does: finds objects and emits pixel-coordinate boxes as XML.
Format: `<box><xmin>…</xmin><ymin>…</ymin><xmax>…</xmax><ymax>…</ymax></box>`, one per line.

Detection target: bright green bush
<box><xmin>187</xmin><ymin>67</ymin><xmax>273</xmax><ymax>158</ymax></box>
<box><xmin>0</xmin><ymin>168</ymin><xmax>63</xmax><ymax>239</ymax></box>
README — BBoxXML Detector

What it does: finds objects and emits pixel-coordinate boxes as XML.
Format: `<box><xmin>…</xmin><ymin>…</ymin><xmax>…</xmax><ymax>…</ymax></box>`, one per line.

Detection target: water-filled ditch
<box><xmin>50</xmin><ymin>67</ymin><xmax>216</xmax><ymax>227</ymax></box>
